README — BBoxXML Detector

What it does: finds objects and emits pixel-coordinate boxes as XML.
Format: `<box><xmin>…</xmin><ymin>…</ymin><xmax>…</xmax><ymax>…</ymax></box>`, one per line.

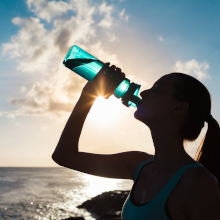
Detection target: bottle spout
<box><xmin>131</xmin><ymin>85</ymin><xmax>141</xmax><ymax>107</ymax></box>
<box><xmin>122</xmin><ymin>83</ymin><xmax>141</xmax><ymax>108</ymax></box>
<box><xmin>131</xmin><ymin>96</ymin><xmax>141</xmax><ymax>108</ymax></box>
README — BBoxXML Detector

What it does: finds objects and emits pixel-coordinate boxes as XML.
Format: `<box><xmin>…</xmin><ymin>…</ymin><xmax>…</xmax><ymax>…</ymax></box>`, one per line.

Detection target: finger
<box><xmin>121</xmin><ymin>72</ymin><xmax>125</xmax><ymax>77</ymax></box>
<box><xmin>116</xmin><ymin>67</ymin><xmax>121</xmax><ymax>72</ymax></box>
<box><xmin>94</xmin><ymin>64</ymin><xmax>110</xmax><ymax>81</ymax></box>
<box><xmin>105</xmin><ymin>62</ymin><xmax>110</xmax><ymax>65</ymax></box>
<box><xmin>110</xmin><ymin>65</ymin><xmax>116</xmax><ymax>69</ymax></box>
<box><xmin>103</xmin><ymin>63</ymin><xmax>111</xmax><ymax>69</ymax></box>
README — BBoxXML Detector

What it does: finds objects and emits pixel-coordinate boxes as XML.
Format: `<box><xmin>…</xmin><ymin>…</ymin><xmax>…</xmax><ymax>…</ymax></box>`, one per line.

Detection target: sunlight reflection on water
<box><xmin>81</xmin><ymin>174</ymin><xmax>124</xmax><ymax>198</ymax></box>
<box><xmin>55</xmin><ymin>173</ymin><xmax>133</xmax><ymax>219</ymax></box>
<box><xmin>0</xmin><ymin>168</ymin><xmax>133</xmax><ymax>220</ymax></box>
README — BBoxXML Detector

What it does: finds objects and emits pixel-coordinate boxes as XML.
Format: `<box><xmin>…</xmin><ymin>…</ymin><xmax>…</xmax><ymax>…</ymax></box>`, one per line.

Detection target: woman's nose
<box><xmin>140</xmin><ymin>90</ymin><xmax>147</xmax><ymax>98</ymax></box>
<box><xmin>140</xmin><ymin>88</ymin><xmax>152</xmax><ymax>98</ymax></box>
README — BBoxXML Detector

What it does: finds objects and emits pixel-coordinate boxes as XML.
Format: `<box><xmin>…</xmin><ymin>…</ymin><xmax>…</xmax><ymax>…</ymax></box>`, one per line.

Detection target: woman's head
<box><xmin>135</xmin><ymin>72</ymin><xmax>220</xmax><ymax>183</ymax></box>
<box><xmin>135</xmin><ymin>72</ymin><xmax>211</xmax><ymax>140</ymax></box>
<box><xmin>134</xmin><ymin>73</ymin><xmax>190</xmax><ymax>134</ymax></box>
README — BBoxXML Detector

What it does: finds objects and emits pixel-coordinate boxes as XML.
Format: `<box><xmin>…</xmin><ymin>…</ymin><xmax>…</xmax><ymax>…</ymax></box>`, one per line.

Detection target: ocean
<box><xmin>0</xmin><ymin>167</ymin><xmax>133</xmax><ymax>220</ymax></box>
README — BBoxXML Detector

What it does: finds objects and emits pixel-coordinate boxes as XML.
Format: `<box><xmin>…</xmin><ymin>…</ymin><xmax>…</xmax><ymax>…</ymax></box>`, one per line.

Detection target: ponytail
<box><xmin>194</xmin><ymin>116</ymin><xmax>220</xmax><ymax>185</ymax></box>
<box><xmin>170</xmin><ymin>72</ymin><xmax>220</xmax><ymax>185</ymax></box>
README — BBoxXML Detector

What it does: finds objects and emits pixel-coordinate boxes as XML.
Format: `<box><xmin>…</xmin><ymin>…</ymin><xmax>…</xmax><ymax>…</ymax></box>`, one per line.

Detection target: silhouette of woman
<box><xmin>52</xmin><ymin>63</ymin><xmax>220</xmax><ymax>220</ymax></box>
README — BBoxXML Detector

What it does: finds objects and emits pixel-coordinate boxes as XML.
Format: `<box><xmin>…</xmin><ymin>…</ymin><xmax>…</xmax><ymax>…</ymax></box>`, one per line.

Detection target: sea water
<box><xmin>0</xmin><ymin>167</ymin><xmax>133</xmax><ymax>220</ymax></box>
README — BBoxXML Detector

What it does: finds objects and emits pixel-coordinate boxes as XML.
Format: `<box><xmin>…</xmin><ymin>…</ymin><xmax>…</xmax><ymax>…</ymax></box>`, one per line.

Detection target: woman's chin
<box><xmin>134</xmin><ymin>109</ymin><xmax>141</xmax><ymax>120</ymax></box>
<box><xmin>134</xmin><ymin>108</ymin><xmax>149</xmax><ymax>124</ymax></box>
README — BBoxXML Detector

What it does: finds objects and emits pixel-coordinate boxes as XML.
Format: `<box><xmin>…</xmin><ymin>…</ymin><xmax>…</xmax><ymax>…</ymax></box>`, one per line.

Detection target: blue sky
<box><xmin>0</xmin><ymin>0</ymin><xmax>219</xmax><ymax>166</ymax></box>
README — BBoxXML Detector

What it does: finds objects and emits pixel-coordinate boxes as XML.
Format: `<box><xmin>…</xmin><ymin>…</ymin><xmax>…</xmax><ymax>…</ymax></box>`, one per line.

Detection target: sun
<box><xmin>88</xmin><ymin>96</ymin><xmax>123</xmax><ymax>125</ymax></box>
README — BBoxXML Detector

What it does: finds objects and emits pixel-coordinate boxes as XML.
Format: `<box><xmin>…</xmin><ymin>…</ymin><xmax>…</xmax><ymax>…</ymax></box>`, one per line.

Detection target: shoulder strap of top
<box><xmin>133</xmin><ymin>156</ymin><xmax>154</xmax><ymax>181</ymax></box>
<box><xmin>157</xmin><ymin>162</ymin><xmax>205</xmax><ymax>203</ymax></box>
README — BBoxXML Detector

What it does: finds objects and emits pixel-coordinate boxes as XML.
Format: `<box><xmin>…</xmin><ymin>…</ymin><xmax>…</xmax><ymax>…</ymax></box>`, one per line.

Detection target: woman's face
<box><xmin>134</xmin><ymin>75</ymin><xmax>179</xmax><ymax>126</ymax></box>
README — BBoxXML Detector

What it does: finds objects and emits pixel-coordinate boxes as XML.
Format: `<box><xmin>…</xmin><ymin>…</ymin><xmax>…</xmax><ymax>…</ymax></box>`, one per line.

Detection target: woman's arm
<box><xmin>52</xmin><ymin>93</ymin><xmax>96</xmax><ymax>164</ymax></box>
<box><xmin>52</xmin><ymin>63</ymin><xmax>114</xmax><ymax>164</ymax></box>
<box><xmin>52</xmin><ymin>63</ymin><xmax>152</xmax><ymax>179</ymax></box>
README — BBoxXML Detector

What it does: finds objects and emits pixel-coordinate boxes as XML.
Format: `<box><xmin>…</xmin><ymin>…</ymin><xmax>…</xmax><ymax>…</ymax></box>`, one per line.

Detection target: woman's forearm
<box><xmin>52</xmin><ymin>63</ymin><xmax>121</xmax><ymax>165</ymax></box>
<box><xmin>52</xmin><ymin>94</ymin><xmax>96</xmax><ymax>164</ymax></box>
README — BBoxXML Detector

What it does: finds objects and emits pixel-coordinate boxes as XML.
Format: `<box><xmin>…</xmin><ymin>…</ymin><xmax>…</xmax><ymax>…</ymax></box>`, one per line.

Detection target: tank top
<box><xmin>121</xmin><ymin>156</ymin><xmax>204</xmax><ymax>220</ymax></box>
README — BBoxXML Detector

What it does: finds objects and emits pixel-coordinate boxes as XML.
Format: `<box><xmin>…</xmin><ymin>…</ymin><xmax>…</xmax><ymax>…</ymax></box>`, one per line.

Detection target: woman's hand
<box><xmin>81</xmin><ymin>62</ymin><xmax>125</xmax><ymax>99</ymax></box>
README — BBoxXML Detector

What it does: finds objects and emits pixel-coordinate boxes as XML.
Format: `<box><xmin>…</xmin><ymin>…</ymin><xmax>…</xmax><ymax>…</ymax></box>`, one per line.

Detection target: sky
<box><xmin>0</xmin><ymin>0</ymin><xmax>220</xmax><ymax>167</ymax></box>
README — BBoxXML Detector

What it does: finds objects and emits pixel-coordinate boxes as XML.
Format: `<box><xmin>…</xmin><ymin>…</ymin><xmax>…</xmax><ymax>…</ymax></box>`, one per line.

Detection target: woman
<box><xmin>52</xmin><ymin>63</ymin><xmax>220</xmax><ymax>220</ymax></box>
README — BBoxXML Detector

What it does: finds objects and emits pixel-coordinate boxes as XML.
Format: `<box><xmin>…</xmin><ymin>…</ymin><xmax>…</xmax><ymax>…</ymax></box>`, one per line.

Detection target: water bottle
<box><xmin>63</xmin><ymin>45</ymin><xmax>141</xmax><ymax>107</ymax></box>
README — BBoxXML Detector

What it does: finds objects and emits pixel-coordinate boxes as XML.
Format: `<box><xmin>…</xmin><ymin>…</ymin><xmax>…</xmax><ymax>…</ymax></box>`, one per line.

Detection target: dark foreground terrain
<box><xmin>62</xmin><ymin>190</ymin><xmax>130</xmax><ymax>220</ymax></box>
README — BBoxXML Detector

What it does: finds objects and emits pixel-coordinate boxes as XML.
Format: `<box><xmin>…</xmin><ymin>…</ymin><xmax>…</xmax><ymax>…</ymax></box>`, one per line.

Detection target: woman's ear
<box><xmin>174</xmin><ymin>101</ymin><xmax>189</xmax><ymax>116</ymax></box>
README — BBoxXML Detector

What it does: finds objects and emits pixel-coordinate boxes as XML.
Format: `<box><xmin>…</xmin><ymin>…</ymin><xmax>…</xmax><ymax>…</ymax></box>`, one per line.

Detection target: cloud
<box><xmin>0</xmin><ymin>112</ymin><xmax>6</xmax><ymax>117</ymax></box>
<box><xmin>1</xmin><ymin>0</ymin><xmax>124</xmax><ymax>119</ymax></box>
<box><xmin>27</xmin><ymin>0</ymin><xmax>70</xmax><ymax>23</ymax></box>
<box><xmin>119</xmin><ymin>8</ymin><xmax>129</xmax><ymax>21</ymax></box>
<box><xmin>3</xmin><ymin>17</ymin><xmax>50</xmax><ymax>74</ymax></box>
<box><xmin>98</xmin><ymin>2</ymin><xmax>114</xmax><ymax>28</ymax></box>
<box><xmin>171</xmin><ymin>59</ymin><xmax>210</xmax><ymax>81</ymax></box>
<box><xmin>156</xmin><ymin>35</ymin><xmax>164</xmax><ymax>42</ymax></box>
<box><xmin>89</xmin><ymin>41</ymin><xmax>119</xmax><ymax>64</ymax></box>
<box><xmin>6</xmin><ymin>71</ymin><xmax>86</xmax><ymax>118</ymax></box>
<box><xmin>106</xmin><ymin>32</ymin><xmax>117</xmax><ymax>42</ymax></box>
<box><xmin>20</xmin><ymin>86</ymin><xmax>26</xmax><ymax>92</ymax></box>
<box><xmin>2</xmin><ymin>0</ymin><xmax>96</xmax><ymax>74</ymax></box>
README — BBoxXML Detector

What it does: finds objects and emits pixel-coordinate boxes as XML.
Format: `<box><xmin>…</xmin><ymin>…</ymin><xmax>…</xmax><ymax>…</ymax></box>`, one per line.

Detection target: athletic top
<box><xmin>121</xmin><ymin>156</ymin><xmax>204</xmax><ymax>220</ymax></box>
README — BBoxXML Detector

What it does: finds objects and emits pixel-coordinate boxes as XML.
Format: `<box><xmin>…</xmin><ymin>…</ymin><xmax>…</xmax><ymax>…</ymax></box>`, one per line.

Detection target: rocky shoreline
<box><xmin>62</xmin><ymin>190</ymin><xmax>130</xmax><ymax>220</ymax></box>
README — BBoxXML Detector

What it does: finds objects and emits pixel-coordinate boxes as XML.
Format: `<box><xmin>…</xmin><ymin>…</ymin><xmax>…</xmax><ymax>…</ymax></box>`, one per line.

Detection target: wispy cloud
<box><xmin>156</xmin><ymin>35</ymin><xmax>164</xmax><ymax>42</ymax></box>
<box><xmin>171</xmin><ymin>59</ymin><xmax>210</xmax><ymax>81</ymax></box>
<box><xmin>106</xmin><ymin>32</ymin><xmax>117</xmax><ymax>42</ymax></box>
<box><xmin>119</xmin><ymin>8</ymin><xmax>129</xmax><ymax>21</ymax></box>
<box><xmin>27</xmin><ymin>0</ymin><xmax>71</xmax><ymax>23</ymax></box>
<box><xmin>20</xmin><ymin>86</ymin><xmax>26</xmax><ymax>92</ymax></box>
<box><xmin>98</xmin><ymin>2</ymin><xmax>114</xmax><ymax>28</ymax></box>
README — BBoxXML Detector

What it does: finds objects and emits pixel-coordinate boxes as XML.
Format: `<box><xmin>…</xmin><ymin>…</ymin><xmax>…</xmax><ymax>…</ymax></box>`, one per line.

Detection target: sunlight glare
<box><xmin>88</xmin><ymin>96</ymin><xmax>122</xmax><ymax>124</ymax></box>
<box><xmin>82</xmin><ymin>174</ymin><xmax>123</xmax><ymax>198</ymax></box>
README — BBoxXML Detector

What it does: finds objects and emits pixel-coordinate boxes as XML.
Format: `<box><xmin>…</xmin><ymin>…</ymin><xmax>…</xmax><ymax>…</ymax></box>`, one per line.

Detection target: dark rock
<box><xmin>61</xmin><ymin>217</ymin><xmax>85</xmax><ymax>220</ymax></box>
<box><xmin>96</xmin><ymin>213</ymin><xmax>122</xmax><ymax>219</ymax></box>
<box><xmin>77</xmin><ymin>190</ymin><xmax>130</xmax><ymax>219</ymax></box>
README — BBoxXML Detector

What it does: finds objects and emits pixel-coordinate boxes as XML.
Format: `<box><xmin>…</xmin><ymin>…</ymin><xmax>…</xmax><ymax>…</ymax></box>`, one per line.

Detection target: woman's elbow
<box><xmin>52</xmin><ymin>153</ymin><xmax>65</xmax><ymax>166</ymax></box>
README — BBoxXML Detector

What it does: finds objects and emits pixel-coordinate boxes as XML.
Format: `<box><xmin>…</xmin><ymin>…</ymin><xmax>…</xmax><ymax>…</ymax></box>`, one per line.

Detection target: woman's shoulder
<box><xmin>180</xmin><ymin>163</ymin><xmax>219</xmax><ymax>200</ymax></box>
<box><xmin>177</xmin><ymin>162</ymin><xmax>218</xmax><ymax>192</ymax></box>
<box><xmin>183</xmin><ymin>163</ymin><xmax>218</xmax><ymax>186</ymax></box>
<box><xmin>181</xmin><ymin>163</ymin><xmax>220</xmax><ymax>218</ymax></box>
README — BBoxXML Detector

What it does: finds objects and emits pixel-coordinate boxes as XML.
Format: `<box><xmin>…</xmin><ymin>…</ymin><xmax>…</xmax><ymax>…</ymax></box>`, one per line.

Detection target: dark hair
<box><xmin>170</xmin><ymin>72</ymin><xmax>220</xmax><ymax>184</ymax></box>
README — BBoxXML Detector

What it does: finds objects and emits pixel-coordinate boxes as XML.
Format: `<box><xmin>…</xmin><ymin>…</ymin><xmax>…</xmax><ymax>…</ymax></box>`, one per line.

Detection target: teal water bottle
<box><xmin>63</xmin><ymin>45</ymin><xmax>141</xmax><ymax>107</ymax></box>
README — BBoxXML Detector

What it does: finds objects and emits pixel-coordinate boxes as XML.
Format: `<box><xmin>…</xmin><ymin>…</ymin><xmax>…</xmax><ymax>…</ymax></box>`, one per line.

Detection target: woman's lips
<box><xmin>137</xmin><ymin>100</ymin><xmax>143</xmax><ymax>108</ymax></box>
